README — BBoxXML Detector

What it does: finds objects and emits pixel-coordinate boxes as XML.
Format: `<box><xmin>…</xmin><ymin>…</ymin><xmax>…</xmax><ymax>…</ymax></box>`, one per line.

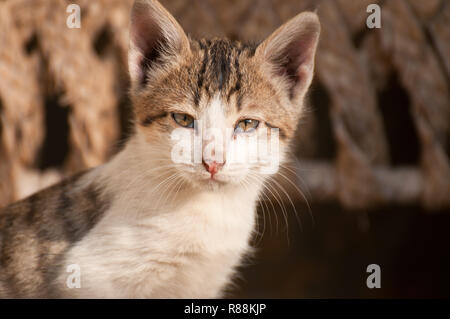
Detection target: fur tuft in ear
<box><xmin>129</xmin><ymin>0</ymin><xmax>190</xmax><ymax>87</ymax></box>
<box><xmin>256</xmin><ymin>12</ymin><xmax>320</xmax><ymax>101</ymax></box>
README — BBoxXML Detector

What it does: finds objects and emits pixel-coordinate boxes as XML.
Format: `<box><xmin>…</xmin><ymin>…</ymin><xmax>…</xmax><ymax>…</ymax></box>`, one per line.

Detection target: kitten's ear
<box><xmin>128</xmin><ymin>0</ymin><xmax>190</xmax><ymax>87</ymax></box>
<box><xmin>256</xmin><ymin>12</ymin><xmax>320</xmax><ymax>101</ymax></box>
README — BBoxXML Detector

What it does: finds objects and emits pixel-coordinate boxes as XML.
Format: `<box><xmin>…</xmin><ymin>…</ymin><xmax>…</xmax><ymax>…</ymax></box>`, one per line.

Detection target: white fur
<box><xmin>56</xmin><ymin>112</ymin><xmax>265</xmax><ymax>299</ymax></box>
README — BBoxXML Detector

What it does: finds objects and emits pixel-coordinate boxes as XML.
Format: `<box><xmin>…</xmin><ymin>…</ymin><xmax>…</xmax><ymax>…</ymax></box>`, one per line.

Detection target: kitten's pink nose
<box><xmin>202</xmin><ymin>160</ymin><xmax>224</xmax><ymax>177</ymax></box>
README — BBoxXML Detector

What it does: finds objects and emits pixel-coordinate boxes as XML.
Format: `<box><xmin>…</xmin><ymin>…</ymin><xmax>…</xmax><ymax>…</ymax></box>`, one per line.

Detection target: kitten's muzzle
<box><xmin>202</xmin><ymin>160</ymin><xmax>225</xmax><ymax>178</ymax></box>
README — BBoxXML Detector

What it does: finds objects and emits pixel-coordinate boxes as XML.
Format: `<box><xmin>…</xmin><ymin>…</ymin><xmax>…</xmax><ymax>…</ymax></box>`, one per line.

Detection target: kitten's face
<box><xmin>129</xmin><ymin>0</ymin><xmax>319</xmax><ymax>190</ymax></box>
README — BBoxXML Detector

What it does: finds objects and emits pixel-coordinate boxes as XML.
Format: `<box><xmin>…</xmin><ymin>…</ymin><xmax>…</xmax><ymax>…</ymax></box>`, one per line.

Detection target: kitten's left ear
<box><xmin>129</xmin><ymin>0</ymin><xmax>190</xmax><ymax>87</ymax></box>
<box><xmin>256</xmin><ymin>12</ymin><xmax>320</xmax><ymax>101</ymax></box>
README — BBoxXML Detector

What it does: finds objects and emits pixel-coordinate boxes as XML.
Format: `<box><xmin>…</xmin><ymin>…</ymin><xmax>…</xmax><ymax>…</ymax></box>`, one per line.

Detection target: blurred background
<box><xmin>0</xmin><ymin>0</ymin><xmax>449</xmax><ymax>298</ymax></box>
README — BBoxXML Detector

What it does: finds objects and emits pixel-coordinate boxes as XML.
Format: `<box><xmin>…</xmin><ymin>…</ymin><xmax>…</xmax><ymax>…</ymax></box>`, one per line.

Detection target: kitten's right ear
<box><xmin>129</xmin><ymin>0</ymin><xmax>190</xmax><ymax>87</ymax></box>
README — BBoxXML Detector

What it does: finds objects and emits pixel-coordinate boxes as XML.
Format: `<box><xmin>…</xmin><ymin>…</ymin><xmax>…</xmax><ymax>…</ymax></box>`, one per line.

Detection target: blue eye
<box><xmin>234</xmin><ymin>119</ymin><xmax>259</xmax><ymax>133</ymax></box>
<box><xmin>172</xmin><ymin>113</ymin><xmax>194</xmax><ymax>128</ymax></box>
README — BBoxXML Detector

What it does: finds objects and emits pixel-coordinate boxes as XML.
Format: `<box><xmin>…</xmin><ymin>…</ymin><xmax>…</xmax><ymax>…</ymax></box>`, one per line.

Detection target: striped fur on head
<box><xmin>129</xmin><ymin>0</ymin><xmax>320</xmax><ymax>188</ymax></box>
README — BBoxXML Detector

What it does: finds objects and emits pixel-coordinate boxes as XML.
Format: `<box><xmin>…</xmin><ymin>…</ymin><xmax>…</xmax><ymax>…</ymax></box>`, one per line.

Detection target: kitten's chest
<box><xmin>59</xmin><ymin>190</ymin><xmax>258</xmax><ymax>298</ymax></box>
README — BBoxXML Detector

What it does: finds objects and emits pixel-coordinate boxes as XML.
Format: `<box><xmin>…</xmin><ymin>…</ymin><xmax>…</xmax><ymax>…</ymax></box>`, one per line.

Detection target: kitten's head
<box><xmin>128</xmin><ymin>0</ymin><xmax>320</xmax><ymax>189</ymax></box>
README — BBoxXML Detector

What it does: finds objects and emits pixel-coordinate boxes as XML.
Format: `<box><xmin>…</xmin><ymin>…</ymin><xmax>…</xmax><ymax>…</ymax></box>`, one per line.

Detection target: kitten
<box><xmin>0</xmin><ymin>0</ymin><xmax>319</xmax><ymax>298</ymax></box>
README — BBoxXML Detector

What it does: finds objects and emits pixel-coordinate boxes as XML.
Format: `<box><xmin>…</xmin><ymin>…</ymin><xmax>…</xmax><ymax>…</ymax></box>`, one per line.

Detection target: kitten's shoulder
<box><xmin>0</xmin><ymin>169</ymin><xmax>111</xmax><ymax>297</ymax></box>
<box><xmin>0</xmin><ymin>169</ymin><xmax>110</xmax><ymax>239</ymax></box>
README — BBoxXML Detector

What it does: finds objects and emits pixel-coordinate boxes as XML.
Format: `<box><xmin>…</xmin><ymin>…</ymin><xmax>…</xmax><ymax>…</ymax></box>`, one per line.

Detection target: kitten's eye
<box><xmin>234</xmin><ymin>119</ymin><xmax>260</xmax><ymax>133</ymax></box>
<box><xmin>172</xmin><ymin>113</ymin><xmax>194</xmax><ymax>128</ymax></box>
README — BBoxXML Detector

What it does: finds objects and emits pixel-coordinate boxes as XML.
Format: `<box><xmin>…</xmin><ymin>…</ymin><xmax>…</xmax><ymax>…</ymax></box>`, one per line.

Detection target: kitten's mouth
<box><xmin>203</xmin><ymin>174</ymin><xmax>222</xmax><ymax>183</ymax></box>
<box><xmin>199</xmin><ymin>171</ymin><xmax>227</xmax><ymax>185</ymax></box>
